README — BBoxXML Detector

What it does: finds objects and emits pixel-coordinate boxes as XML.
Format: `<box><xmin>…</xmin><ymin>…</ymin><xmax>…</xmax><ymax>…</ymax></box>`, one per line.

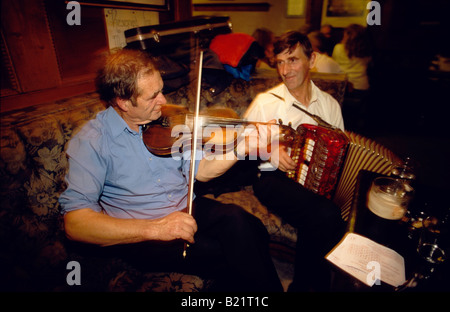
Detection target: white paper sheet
<box><xmin>326</xmin><ymin>232</ymin><xmax>406</xmax><ymax>287</ymax></box>
<box><xmin>104</xmin><ymin>8</ymin><xmax>159</xmax><ymax>49</ymax></box>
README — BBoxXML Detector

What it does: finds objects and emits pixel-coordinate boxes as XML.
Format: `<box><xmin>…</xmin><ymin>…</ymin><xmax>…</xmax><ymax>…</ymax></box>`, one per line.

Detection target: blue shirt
<box><xmin>59</xmin><ymin>106</ymin><xmax>199</xmax><ymax>219</ymax></box>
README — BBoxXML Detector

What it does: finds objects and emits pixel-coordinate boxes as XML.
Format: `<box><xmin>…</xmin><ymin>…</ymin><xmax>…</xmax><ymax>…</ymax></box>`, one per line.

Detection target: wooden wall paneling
<box><xmin>0</xmin><ymin>0</ymin><xmax>192</xmax><ymax>113</ymax></box>
<box><xmin>306</xmin><ymin>0</ymin><xmax>324</xmax><ymax>31</ymax></box>
<box><xmin>0</xmin><ymin>0</ymin><xmax>61</xmax><ymax>92</ymax></box>
<box><xmin>1</xmin><ymin>29</ymin><xmax>20</xmax><ymax>96</ymax></box>
<box><xmin>45</xmin><ymin>0</ymin><xmax>109</xmax><ymax>83</ymax></box>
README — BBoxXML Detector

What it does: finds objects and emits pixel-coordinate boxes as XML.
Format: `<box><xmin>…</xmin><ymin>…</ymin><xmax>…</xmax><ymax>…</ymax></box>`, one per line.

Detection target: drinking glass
<box><xmin>395</xmin><ymin>215</ymin><xmax>448</xmax><ymax>291</ymax></box>
<box><xmin>417</xmin><ymin>216</ymin><xmax>448</xmax><ymax>265</ymax></box>
<box><xmin>367</xmin><ymin>177</ymin><xmax>414</xmax><ymax>220</ymax></box>
<box><xmin>390</xmin><ymin>156</ymin><xmax>416</xmax><ymax>182</ymax></box>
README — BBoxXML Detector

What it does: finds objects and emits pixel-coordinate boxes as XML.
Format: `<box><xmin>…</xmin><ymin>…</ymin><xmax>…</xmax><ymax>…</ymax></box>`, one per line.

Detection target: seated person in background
<box><xmin>59</xmin><ymin>48</ymin><xmax>283</xmax><ymax>292</ymax></box>
<box><xmin>307</xmin><ymin>30</ymin><xmax>343</xmax><ymax>74</ymax></box>
<box><xmin>332</xmin><ymin>24</ymin><xmax>373</xmax><ymax>93</ymax></box>
<box><xmin>244</xmin><ymin>31</ymin><xmax>346</xmax><ymax>292</ymax></box>
<box><xmin>252</xmin><ymin>27</ymin><xmax>277</xmax><ymax>69</ymax></box>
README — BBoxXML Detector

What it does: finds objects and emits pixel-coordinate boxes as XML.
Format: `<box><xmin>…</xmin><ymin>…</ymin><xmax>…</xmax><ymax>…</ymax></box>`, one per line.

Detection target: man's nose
<box><xmin>278</xmin><ymin>63</ymin><xmax>288</xmax><ymax>76</ymax></box>
<box><xmin>157</xmin><ymin>92</ymin><xmax>167</xmax><ymax>105</ymax></box>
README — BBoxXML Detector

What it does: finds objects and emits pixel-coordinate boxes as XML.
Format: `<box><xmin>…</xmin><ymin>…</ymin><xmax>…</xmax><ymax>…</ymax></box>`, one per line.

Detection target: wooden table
<box><xmin>330</xmin><ymin>170</ymin><xmax>449</xmax><ymax>292</ymax></box>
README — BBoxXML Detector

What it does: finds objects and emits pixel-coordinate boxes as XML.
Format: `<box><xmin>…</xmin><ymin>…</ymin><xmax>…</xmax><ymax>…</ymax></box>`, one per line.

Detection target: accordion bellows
<box><xmin>333</xmin><ymin>131</ymin><xmax>401</xmax><ymax>220</ymax></box>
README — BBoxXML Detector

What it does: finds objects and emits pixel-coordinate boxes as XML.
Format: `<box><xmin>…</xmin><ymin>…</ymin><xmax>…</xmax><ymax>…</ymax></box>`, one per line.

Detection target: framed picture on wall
<box><xmin>321</xmin><ymin>0</ymin><xmax>370</xmax><ymax>27</ymax></box>
<box><xmin>286</xmin><ymin>0</ymin><xmax>306</xmax><ymax>18</ymax></box>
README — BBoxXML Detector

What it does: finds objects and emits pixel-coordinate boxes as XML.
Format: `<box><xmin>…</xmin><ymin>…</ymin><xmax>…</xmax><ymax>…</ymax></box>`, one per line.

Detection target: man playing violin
<box><xmin>244</xmin><ymin>31</ymin><xmax>346</xmax><ymax>292</ymax></box>
<box><xmin>59</xmin><ymin>48</ymin><xmax>282</xmax><ymax>292</ymax></box>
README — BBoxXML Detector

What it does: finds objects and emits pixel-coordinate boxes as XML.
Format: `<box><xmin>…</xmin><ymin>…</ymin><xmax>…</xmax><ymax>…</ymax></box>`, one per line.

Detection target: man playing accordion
<box><xmin>244</xmin><ymin>30</ymin><xmax>346</xmax><ymax>292</ymax></box>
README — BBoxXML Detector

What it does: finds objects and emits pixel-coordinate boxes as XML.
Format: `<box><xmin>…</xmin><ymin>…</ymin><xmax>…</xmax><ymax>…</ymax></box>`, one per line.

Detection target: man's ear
<box><xmin>116</xmin><ymin>98</ymin><xmax>130</xmax><ymax>112</ymax></box>
<box><xmin>309</xmin><ymin>52</ymin><xmax>317</xmax><ymax>70</ymax></box>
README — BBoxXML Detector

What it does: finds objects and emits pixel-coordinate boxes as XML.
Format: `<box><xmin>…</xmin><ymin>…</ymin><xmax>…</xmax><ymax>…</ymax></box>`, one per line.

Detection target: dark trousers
<box><xmin>105</xmin><ymin>197</ymin><xmax>282</xmax><ymax>292</ymax></box>
<box><xmin>253</xmin><ymin>170</ymin><xmax>345</xmax><ymax>291</ymax></box>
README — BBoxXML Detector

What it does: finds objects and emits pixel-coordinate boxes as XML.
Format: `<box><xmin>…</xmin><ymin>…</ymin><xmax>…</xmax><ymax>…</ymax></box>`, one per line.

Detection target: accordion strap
<box><xmin>269</xmin><ymin>92</ymin><xmax>336</xmax><ymax>130</ymax></box>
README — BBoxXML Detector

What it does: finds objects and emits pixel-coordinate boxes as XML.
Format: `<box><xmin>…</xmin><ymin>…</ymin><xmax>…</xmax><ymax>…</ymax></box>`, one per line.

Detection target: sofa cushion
<box><xmin>0</xmin><ymin>93</ymin><xmax>106</xmax><ymax>290</ymax></box>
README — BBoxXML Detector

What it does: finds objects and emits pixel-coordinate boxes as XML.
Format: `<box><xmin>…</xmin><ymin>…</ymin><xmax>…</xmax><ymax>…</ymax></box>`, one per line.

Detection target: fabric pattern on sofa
<box><xmin>0</xmin><ymin>93</ymin><xmax>102</xmax><ymax>291</ymax></box>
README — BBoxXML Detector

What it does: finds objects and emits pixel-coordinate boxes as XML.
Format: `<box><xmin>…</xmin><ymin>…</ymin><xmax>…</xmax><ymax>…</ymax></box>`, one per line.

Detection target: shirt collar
<box><xmin>104</xmin><ymin>106</ymin><xmax>139</xmax><ymax>138</ymax></box>
<box><xmin>284</xmin><ymin>80</ymin><xmax>319</xmax><ymax>108</ymax></box>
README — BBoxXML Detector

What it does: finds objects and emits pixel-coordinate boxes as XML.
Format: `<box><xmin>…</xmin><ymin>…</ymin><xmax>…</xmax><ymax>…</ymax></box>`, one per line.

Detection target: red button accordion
<box><xmin>285</xmin><ymin>124</ymin><xmax>401</xmax><ymax>220</ymax></box>
<box><xmin>286</xmin><ymin>124</ymin><xmax>349</xmax><ymax>200</ymax></box>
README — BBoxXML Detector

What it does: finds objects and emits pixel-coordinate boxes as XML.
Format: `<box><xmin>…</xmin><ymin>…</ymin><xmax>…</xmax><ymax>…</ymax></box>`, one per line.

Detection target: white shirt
<box><xmin>332</xmin><ymin>43</ymin><xmax>371</xmax><ymax>90</ymax></box>
<box><xmin>313</xmin><ymin>52</ymin><xmax>343</xmax><ymax>74</ymax></box>
<box><xmin>244</xmin><ymin>81</ymin><xmax>345</xmax><ymax>170</ymax></box>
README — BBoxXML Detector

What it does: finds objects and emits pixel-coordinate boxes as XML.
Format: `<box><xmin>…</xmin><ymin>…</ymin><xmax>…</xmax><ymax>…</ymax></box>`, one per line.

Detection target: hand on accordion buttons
<box><xmin>269</xmin><ymin>144</ymin><xmax>296</xmax><ymax>172</ymax></box>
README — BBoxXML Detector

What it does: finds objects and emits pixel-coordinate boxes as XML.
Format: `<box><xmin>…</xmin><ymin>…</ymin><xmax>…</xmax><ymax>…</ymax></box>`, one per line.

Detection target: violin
<box><xmin>142</xmin><ymin>103</ymin><xmax>297</xmax><ymax>156</ymax></box>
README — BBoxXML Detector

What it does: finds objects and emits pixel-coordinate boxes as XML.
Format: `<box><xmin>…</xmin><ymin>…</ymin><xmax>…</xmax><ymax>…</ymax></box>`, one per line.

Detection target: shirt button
<box><xmin>149</xmin><ymin>157</ymin><xmax>152</xmax><ymax>160</ymax></box>
<box><xmin>168</xmin><ymin>194</ymin><xmax>172</xmax><ymax>198</ymax></box>
<box><xmin>157</xmin><ymin>179</ymin><xmax>160</xmax><ymax>182</ymax></box>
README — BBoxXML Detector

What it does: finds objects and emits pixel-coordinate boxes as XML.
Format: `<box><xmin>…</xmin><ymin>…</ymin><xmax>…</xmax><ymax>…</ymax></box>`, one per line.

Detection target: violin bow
<box><xmin>183</xmin><ymin>49</ymin><xmax>204</xmax><ymax>258</ymax></box>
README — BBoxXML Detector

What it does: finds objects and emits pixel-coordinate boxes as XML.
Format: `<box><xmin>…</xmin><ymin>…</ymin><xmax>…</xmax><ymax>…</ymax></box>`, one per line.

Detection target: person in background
<box><xmin>307</xmin><ymin>30</ymin><xmax>343</xmax><ymax>74</ymax></box>
<box><xmin>332</xmin><ymin>24</ymin><xmax>373</xmax><ymax>93</ymax></box>
<box><xmin>59</xmin><ymin>48</ymin><xmax>283</xmax><ymax>292</ymax></box>
<box><xmin>332</xmin><ymin>24</ymin><xmax>373</xmax><ymax>131</ymax></box>
<box><xmin>320</xmin><ymin>24</ymin><xmax>333</xmax><ymax>38</ymax></box>
<box><xmin>244</xmin><ymin>31</ymin><xmax>346</xmax><ymax>292</ymax></box>
<box><xmin>252</xmin><ymin>27</ymin><xmax>276</xmax><ymax>69</ymax></box>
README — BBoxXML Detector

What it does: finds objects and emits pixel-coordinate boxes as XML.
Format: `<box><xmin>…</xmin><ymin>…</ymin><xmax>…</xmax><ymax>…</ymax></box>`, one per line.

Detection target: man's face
<box><xmin>276</xmin><ymin>44</ymin><xmax>315</xmax><ymax>94</ymax></box>
<box><xmin>127</xmin><ymin>72</ymin><xmax>166</xmax><ymax>126</ymax></box>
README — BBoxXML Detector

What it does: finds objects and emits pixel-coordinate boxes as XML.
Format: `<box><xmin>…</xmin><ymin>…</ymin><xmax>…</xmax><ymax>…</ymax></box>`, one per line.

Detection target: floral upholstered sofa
<box><xmin>0</xmin><ymin>71</ymin><xmax>398</xmax><ymax>292</ymax></box>
<box><xmin>0</xmin><ymin>91</ymin><xmax>213</xmax><ymax>292</ymax></box>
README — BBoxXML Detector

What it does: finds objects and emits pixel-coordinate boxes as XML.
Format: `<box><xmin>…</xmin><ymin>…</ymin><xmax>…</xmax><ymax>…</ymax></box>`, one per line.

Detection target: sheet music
<box><xmin>326</xmin><ymin>232</ymin><xmax>406</xmax><ymax>287</ymax></box>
